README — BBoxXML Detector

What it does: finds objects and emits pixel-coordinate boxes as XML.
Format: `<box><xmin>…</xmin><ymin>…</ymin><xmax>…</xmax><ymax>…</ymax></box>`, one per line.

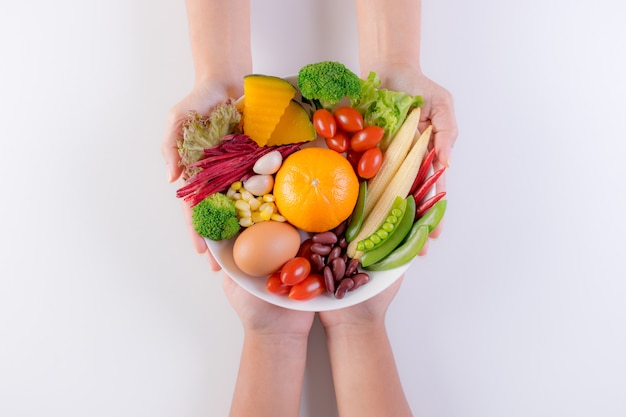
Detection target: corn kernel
<box><xmin>232</xmin><ymin>192</ymin><xmax>241</xmax><ymax>200</ymax></box>
<box><xmin>237</xmin><ymin>209</ymin><xmax>252</xmax><ymax>219</ymax></box>
<box><xmin>235</xmin><ymin>199</ymin><xmax>250</xmax><ymax>212</ymax></box>
<box><xmin>248</xmin><ymin>198</ymin><xmax>261</xmax><ymax>211</ymax></box>
<box><xmin>226</xmin><ymin>187</ymin><xmax>237</xmax><ymax>198</ymax></box>
<box><xmin>270</xmin><ymin>213</ymin><xmax>286</xmax><ymax>222</ymax></box>
<box><xmin>262</xmin><ymin>194</ymin><xmax>275</xmax><ymax>202</ymax></box>
<box><xmin>251</xmin><ymin>212</ymin><xmax>265</xmax><ymax>223</ymax></box>
<box><xmin>260</xmin><ymin>206</ymin><xmax>273</xmax><ymax>220</ymax></box>
<box><xmin>231</xmin><ymin>181</ymin><xmax>243</xmax><ymax>191</ymax></box>
<box><xmin>241</xmin><ymin>190</ymin><xmax>254</xmax><ymax>202</ymax></box>
<box><xmin>239</xmin><ymin>217</ymin><xmax>253</xmax><ymax>227</ymax></box>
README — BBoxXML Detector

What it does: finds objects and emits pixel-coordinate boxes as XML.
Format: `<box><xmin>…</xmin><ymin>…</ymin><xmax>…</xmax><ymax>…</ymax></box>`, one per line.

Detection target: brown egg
<box><xmin>233</xmin><ymin>221</ymin><xmax>301</xmax><ymax>277</ymax></box>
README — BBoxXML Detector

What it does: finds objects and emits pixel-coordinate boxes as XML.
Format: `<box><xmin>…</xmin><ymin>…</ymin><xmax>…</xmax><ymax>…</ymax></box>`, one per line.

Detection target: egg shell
<box><xmin>232</xmin><ymin>221</ymin><xmax>301</xmax><ymax>277</ymax></box>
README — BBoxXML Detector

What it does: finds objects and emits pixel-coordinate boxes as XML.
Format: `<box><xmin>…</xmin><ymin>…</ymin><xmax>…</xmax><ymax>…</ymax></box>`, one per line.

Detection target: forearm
<box><xmin>325</xmin><ymin>322</ymin><xmax>413</xmax><ymax>417</ymax></box>
<box><xmin>185</xmin><ymin>0</ymin><xmax>252</xmax><ymax>87</ymax></box>
<box><xmin>355</xmin><ymin>0</ymin><xmax>422</xmax><ymax>77</ymax></box>
<box><xmin>229</xmin><ymin>333</ymin><xmax>308</xmax><ymax>417</ymax></box>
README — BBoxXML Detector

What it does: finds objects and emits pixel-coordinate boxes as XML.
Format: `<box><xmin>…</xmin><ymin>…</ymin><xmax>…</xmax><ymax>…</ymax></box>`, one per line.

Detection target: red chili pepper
<box><xmin>412</xmin><ymin>166</ymin><xmax>446</xmax><ymax>203</ymax></box>
<box><xmin>409</xmin><ymin>147</ymin><xmax>436</xmax><ymax>196</ymax></box>
<box><xmin>415</xmin><ymin>192</ymin><xmax>447</xmax><ymax>220</ymax></box>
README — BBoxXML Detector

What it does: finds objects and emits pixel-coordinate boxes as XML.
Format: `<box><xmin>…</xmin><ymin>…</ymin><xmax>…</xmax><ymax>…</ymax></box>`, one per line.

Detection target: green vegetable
<box><xmin>350</xmin><ymin>71</ymin><xmax>423</xmax><ymax>150</ymax></box>
<box><xmin>345</xmin><ymin>181</ymin><xmax>367</xmax><ymax>242</ymax></box>
<box><xmin>364</xmin><ymin>224</ymin><xmax>429</xmax><ymax>271</ymax></box>
<box><xmin>360</xmin><ymin>195</ymin><xmax>416</xmax><ymax>267</ymax></box>
<box><xmin>412</xmin><ymin>199</ymin><xmax>447</xmax><ymax>235</ymax></box>
<box><xmin>192</xmin><ymin>192</ymin><xmax>241</xmax><ymax>241</ymax></box>
<box><xmin>356</xmin><ymin>196</ymin><xmax>407</xmax><ymax>252</ymax></box>
<box><xmin>178</xmin><ymin>99</ymin><xmax>242</xmax><ymax>178</ymax></box>
<box><xmin>297</xmin><ymin>61</ymin><xmax>362</xmax><ymax>110</ymax></box>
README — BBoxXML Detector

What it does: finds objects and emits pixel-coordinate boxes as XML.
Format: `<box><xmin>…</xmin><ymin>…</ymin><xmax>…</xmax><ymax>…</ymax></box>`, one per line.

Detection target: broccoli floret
<box><xmin>192</xmin><ymin>192</ymin><xmax>240</xmax><ymax>241</ymax></box>
<box><xmin>297</xmin><ymin>61</ymin><xmax>362</xmax><ymax>109</ymax></box>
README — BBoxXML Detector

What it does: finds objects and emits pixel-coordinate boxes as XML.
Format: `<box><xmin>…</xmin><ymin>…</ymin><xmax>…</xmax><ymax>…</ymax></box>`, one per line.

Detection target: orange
<box><xmin>274</xmin><ymin>147</ymin><xmax>359</xmax><ymax>233</ymax></box>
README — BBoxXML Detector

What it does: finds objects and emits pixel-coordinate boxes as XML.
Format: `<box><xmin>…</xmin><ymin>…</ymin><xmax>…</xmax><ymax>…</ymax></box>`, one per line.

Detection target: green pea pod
<box><xmin>356</xmin><ymin>196</ymin><xmax>407</xmax><ymax>251</ymax></box>
<box><xmin>364</xmin><ymin>224</ymin><xmax>429</xmax><ymax>271</ymax></box>
<box><xmin>411</xmin><ymin>199</ymin><xmax>447</xmax><ymax>237</ymax></box>
<box><xmin>345</xmin><ymin>181</ymin><xmax>367</xmax><ymax>242</ymax></box>
<box><xmin>360</xmin><ymin>196</ymin><xmax>416</xmax><ymax>267</ymax></box>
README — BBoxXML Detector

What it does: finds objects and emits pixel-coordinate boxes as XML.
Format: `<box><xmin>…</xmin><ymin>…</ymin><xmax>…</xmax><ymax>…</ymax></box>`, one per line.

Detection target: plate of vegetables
<box><xmin>175</xmin><ymin>61</ymin><xmax>447</xmax><ymax>311</ymax></box>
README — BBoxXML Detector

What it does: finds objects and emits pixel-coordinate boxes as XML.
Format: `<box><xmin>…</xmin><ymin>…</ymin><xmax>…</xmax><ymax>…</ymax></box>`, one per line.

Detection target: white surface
<box><xmin>1</xmin><ymin>1</ymin><xmax>625</xmax><ymax>416</ymax></box>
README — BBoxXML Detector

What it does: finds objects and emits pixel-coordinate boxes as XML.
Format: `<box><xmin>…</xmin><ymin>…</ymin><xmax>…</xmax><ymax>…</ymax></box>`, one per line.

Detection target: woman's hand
<box><xmin>223</xmin><ymin>274</ymin><xmax>315</xmax><ymax>338</ymax></box>
<box><xmin>161</xmin><ymin>80</ymin><xmax>243</xmax><ymax>270</ymax></box>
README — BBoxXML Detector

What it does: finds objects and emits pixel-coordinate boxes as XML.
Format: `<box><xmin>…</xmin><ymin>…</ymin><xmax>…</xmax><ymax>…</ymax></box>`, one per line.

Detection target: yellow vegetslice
<box><xmin>346</xmin><ymin>118</ymin><xmax>433</xmax><ymax>259</ymax></box>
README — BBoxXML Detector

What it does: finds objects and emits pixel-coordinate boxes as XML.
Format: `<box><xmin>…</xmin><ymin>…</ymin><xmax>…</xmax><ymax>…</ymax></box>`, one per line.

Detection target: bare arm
<box><xmin>319</xmin><ymin>278</ymin><xmax>413</xmax><ymax>417</ymax></box>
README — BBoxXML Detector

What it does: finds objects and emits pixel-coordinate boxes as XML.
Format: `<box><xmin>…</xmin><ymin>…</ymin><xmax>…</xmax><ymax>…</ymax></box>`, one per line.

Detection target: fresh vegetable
<box><xmin>176</xmin><ymin>135</ymin><xmax>300</xmax><ymax>207</ymax></box>
<box><xmin>413</xmin><ymin>199</ymin><xmax>447</xmax><ymax>234</ymax></box>
<box><xmin>362</xmin><ymin>108</ymin><xmax>422</xmax><ymax>220</ymax></box>
<box><xmin>243</xmin><ymin>174</ymin><xmax>274</xmax><ymax>196</ymax></box>
<box><xmin>253</xmin><ymin>150</ymin><xmax>283</xmax><ymax>175</ymax></box>
<box><xmin>412</xmin><ymin>165</ymin><xmax>446</xmax><ymax>203</ymax></box>
<box><xmin>265</xmin><ymin>100</ymin><xmax>316</xmax><ymax>146</ymax></box>
<box><xmin>415</xmin><ymin>191</ymin><xmax>446</xmax><ymax>220</ymax></box>
<box><xmin>243</xmin><ymin>74</ymin><xmax>297</xmax><ymax>146</ymax></box>
<box><xmin>232</xmin><ymin>221</ymin><xmax>301</xmax><ymax>277</ymax></box>
<box><xmin>410</xmin><ymin>147</ymin><xmax>436</xmax><ymax>196</ymax></box>
<box><xmin>356</xmin><ymin>196</ymin><xmax>407</xmax><ymax>252</ymax></box>
<box><xmin>297</xmin><ymin>61</ymin><xmax>362</xmax><ymax>109</ymax></box>
<box><xmin>345</xmin><ymin>181</ymin><xmax>367</xmax><ymax>242</ymax></box>
<box><xmin>357</xmin><ymin>147</ymin><xmax>383</xmax><ymax>179</ymax></box>
<box><xmin>360</xmin><ymin>195</ymin><xmax>416</xmax><ymax>268</ymax></box>
<box><xmin>280</xmin><ymin>257</ymin><xmax>311</xmax><ymax>286</ymax></box>
<box><xmin>325</xmin><ymin>130</ymin><xmax>350</xmax><ymax>153</ymax></box>
<box><xmin>364</xmin><ymin>225</ymin><xmax>429</xmax><ymax>271</ymax></box>
<box><xmin>333</xmin><ymin>106</ymin><xmax>364</xmax><ymax>132</ymax></box>
<box><xmin>227</xmin><ymin>182</ymin><xmax>284</xmax><ymax>227</ymax></box>
<box><xmin>313</xmin><ymin>109</ymin><xmax>337</xmax><ymax>139</ymax></box>
<box><xmin>266</xmin><ymin>272</ymin><xmax>291</xmax><ymax>296</ymax></box>
<box><xmin>347</xmin><ymin>124</ymin><xmax>432</xmax><ymax>258</ymax></box>
<box><xmin>350</xmin><ymin>126</ymin><xmax>384</xmax><ymax>152</ymax></box>
<box><xmin>350</xmin><ymin>71</ymin><xmax>424</xmax><ymax>150</ymax></box>
<box><xmin>288</xmin><ymin>273</ymin><xmax>325</xmax><ymax>300</ymax></box>
<box><xmin>177</xmin><ymin>100</ymin><xmax>242</xmax><ymax>178</ymax></box>
<box><xmin>192</xmin><ymin>192</ymin><xmax>240</xmax><ymax>241</ymax></box>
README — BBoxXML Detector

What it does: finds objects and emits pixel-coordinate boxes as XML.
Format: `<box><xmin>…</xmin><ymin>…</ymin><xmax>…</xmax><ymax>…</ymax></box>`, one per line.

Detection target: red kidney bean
<box><xmin>351</xmin><ymin>273</ymin><xmax>370</xmax><ymax>290</ymax></box>
<box><xmin>331</xmin><ymin>257</ymin><xmax>346</xmax><ymax>281</ymax></box>
<box><xmin>311</xmin><ymin>242</ymin><xmax>332</xmax><ymax>256</ymax></box>
<box><xmin>323</xmin><ymin>266</ymin><xmax>335</xmax><ymax>294</ymax></box>
<box><xmin>312</xmin><ymin>231</ymin><xmax>338</xmax><ymax>245</ymax></box>
<box><xmin>328</xmin><ymin>246</ymin><xmax>342</xmax><ymax>262</ymax></box>
<box><xmin>335</xmin><ymin>278</ymin><xmax>355</xmax><ymax>299</ymax></box>
<box><xmin>310</xmin><ymin>253</ymin><xmax>325</xmax><ymax>272</ymax></box>
<box><xmin>345</xmin><ymin>258</ymin><xmax>360</xmax><ymax>277</ymax></box>
<box><xmin>338</xmin><ymin>237</ymin><xmax>348</xmax><ymax>248</ymax></box>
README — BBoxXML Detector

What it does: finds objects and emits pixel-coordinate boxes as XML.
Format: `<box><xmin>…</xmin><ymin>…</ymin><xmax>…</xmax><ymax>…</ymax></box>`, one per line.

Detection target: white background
<box><xmin>1</xmin><ymin>0</ymin><xmax>625</xmax><ymax>416</ymax></box>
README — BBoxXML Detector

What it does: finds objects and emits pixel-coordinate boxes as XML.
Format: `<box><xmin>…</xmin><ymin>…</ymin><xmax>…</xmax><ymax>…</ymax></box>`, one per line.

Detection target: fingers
<box><xmin>161</xmin><ymin>108</ymin><xmax>186</xmax><ymax>183</ymax></box>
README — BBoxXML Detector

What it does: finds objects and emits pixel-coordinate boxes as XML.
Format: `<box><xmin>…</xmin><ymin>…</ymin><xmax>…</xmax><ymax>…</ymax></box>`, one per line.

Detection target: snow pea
<box><xmin>360</xmin><ymin>195</ymin><xmax>416</xmax><ymax>267</ymax></box>
<box><xmin>412</xmin><ymin>199</ymin><xmax>447</xmax><ymax>235</ymax></box>
<box><xmin>345</xmin><ymin>181</ymin><xmax>367</xmax><ymax>242</ymax></box>
<box><xmin>364</xmin><ymin>224</ymin><xmax>429</xmax><ymax>271</ymax></box>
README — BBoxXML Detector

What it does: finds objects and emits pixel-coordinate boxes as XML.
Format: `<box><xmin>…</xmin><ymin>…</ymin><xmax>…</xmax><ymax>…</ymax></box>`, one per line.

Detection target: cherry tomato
<box><xmin>333</xmin><ymin>106</ymin><xmax>364</xmax><ymax>132</ymax></box>
<box><xmin>325</xmin><ymin>130</ymin><xmax>350</xmax><ymax>153</ymax></box>
<box><xmin>288</xmin><ymin>273</ymin><xmax>325</xmax><ymax>300</ymax></box>
<box><xmin>350</xmin><ymin>126</ymin><xmax>385</xmax><ymax>152</ymax></box>
<box><xmin>266</xmin><ymin>272</ymin><xmax>291</xmax><ymax>296</ymax></box>
<box><xmin>313</xmin><ymin>109</ymin><xmax>336</xmax><ymax>139</ymax></box>
<box><xmin>280</xmin><ymin>257</ymin><xmax>311</xmax><ymax>286</ymax></box>
<box><xmin>357</xmin><ymin>147</ymin><xmax>383</xmax><ymax>179</ymax></box>
<box><xmin>346</xmin><ymin>148</ymin><xmax>364</xmax><ymax>173</ymax></box>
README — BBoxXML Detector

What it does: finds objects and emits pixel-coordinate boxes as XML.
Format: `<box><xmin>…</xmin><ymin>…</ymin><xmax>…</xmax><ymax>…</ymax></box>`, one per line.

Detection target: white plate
<box><xmin>204</xmin><ymin>74</ymin><xmax>414</xmax><ymax>311</ymax></box>
<box><xmin>206</xmin><ymin>234</ymin><xmax>412</xmax><ymax>312</ymax></box>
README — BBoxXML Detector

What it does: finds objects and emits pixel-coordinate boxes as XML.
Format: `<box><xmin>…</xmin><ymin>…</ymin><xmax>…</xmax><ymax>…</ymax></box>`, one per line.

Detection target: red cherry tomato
<box><xmin>350</xmin><ymin>126</ymin><xmax>385</xmax><ymax>152</ymax></box>
<box><xmin>266</xmin><ymin>272</ymin><xmax>291</xmax><ymax>296</ymax></box>
<box><xmin>346</xmin><ymin>148</ymin><xmax>364</xmax><ymax>173</ymax></box>
<box><xmin>325</xmin><ymin>130</ymin><xmax>350</xmax><ymax>153</ymax></box>
<box><xmin>280</xmin><ymin>257</ymin><xmax>311</xmax><ymax>286</ymax></box>
<box><xmin>288</xmin><ymin>273</ymin><xmax>325</xmax><ymax>300</ymax></box>
<box><xmin>333</xmin><ymin>107</ymin><xmax>364</xmax><ymax>132</ymax></box>
<box><xmin>313</xmin><ymin>109</ymin><xmax>336</xmax><ymax>139</ymax></box>
<box><xmin>357</xmin><ymin>147</ymin><xmax>383</xmax><ymax>179</ymax></box>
